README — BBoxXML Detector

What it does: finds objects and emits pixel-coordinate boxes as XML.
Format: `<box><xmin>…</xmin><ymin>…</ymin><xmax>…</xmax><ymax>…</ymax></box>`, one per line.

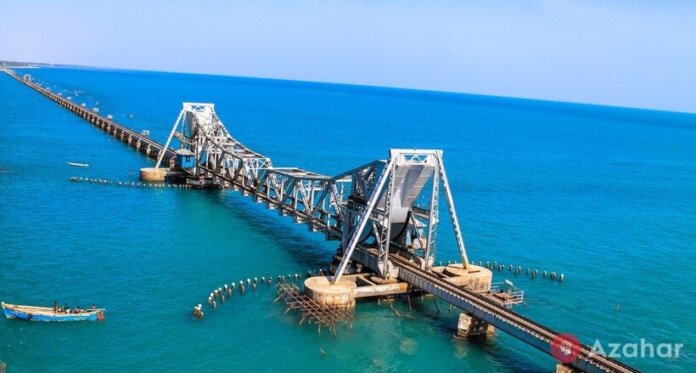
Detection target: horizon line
<box><xmin>5</xmin><ymin>59</ymin><xmax>696</xmax><ymax>117</ymax></box>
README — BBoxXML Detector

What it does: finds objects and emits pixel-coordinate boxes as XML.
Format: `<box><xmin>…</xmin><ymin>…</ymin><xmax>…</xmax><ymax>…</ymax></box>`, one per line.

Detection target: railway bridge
<box><xmin>2</xmin><ymin>68</ymin><xmax>639</xmax><ymax>373</ymax></box>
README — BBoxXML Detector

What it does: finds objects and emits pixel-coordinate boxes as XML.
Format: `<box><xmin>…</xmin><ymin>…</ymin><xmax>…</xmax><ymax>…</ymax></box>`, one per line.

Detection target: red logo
<box><xmin>551</xmin><ymin>333</ymin><xmax>582</xmax><ymax>363</ymax></box>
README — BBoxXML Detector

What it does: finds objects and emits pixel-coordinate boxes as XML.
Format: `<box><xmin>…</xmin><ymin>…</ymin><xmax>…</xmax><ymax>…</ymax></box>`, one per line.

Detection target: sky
<box><xmin>1</xmin><ymin>0</ymin><xmax>695</xmax><ymax>113</ymax></box>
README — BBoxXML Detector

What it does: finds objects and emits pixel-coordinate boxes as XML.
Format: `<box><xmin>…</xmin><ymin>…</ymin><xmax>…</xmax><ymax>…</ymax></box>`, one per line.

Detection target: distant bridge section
<box><xmin>1</xmin><ymin>68</ymin><xmax>176</xmax><ymax>164</ymax></box>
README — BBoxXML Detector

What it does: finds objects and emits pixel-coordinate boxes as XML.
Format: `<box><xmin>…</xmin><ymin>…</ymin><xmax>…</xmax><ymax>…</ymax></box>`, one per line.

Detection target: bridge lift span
<box><xmin>157</xmin><ymin>103</ymin><xmax>470</xmax><ymax>283</ymax></box>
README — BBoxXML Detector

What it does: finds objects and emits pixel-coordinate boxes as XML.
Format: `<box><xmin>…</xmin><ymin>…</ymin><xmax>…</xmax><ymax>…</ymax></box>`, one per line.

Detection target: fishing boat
<box><xmin>1</xmin><ymin>302</ymin><xmax>104</xmax><ymax>322</ymax></box>
<box><xmin>66</xmin><ymin>162</ymin><xmax>89</xmax><ymax>168</ymax></box>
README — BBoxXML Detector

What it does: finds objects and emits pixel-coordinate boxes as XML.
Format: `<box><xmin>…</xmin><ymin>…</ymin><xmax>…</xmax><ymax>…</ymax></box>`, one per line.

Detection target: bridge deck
<box><xmin>389</xmin><ymin>254</ymin><xmax>638</xmax><ymax>373</ymax></box>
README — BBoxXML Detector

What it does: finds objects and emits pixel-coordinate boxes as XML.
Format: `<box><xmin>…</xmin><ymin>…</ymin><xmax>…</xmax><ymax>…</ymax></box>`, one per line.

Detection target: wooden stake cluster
<box><xmin>275</xmin><ymin>283</ymin><xmax>353</xmax><ymax>334</ymax></box>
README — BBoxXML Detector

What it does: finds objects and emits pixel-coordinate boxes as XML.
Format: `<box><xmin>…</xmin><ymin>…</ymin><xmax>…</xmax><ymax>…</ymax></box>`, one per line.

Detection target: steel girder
<box><xmin>159</xmin><ymin>103</ymin><xmax>470</xmax><ymax>283</ymax></box>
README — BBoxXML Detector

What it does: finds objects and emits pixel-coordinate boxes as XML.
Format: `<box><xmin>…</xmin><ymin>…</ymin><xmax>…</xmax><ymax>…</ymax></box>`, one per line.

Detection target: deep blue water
<box><xmin>1</xmin><ymin>67</ymin><xmax>695</xmax><ymax>372</ymax></box>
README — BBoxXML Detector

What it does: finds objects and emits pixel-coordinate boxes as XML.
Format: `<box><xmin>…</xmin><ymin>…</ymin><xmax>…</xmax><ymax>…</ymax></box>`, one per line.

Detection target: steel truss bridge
<box><xmin>3</xmin><ymin>69</ymin><xmax>639</xmax><ymax>373</ymax></box>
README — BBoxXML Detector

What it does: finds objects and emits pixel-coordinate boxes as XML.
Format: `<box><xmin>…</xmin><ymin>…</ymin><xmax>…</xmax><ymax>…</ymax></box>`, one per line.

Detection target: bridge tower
<box><xmin>331</xmin><ymin>149</ymin><xmax>471</xmax><ymax>283</ymax></box>
<box><xmin>156</xmin><ymin>103</ymin><xmax>473</xmax><ymax>284</ymax></box>
<box><xmin>156</xmin><ymin>103</ymin><xmax>271</xmax><ymax>188</ymax></box>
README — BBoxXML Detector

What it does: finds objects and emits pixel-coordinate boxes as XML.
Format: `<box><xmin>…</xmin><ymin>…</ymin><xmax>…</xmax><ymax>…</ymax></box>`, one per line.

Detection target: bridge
<box><xmin>2</xmin><ymin>69</ymin><xmax>177</xmax><ymax>165</ymax></box>
<box><xmin>2</xmin><ymin>68</ymin><xmax>639</xmax><ymax>373</ymax></box>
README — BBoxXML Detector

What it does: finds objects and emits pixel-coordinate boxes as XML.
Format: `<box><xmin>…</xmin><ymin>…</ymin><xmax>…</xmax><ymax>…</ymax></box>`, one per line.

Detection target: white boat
<box><xmin>67</xmin><ymin>162</ymin><xmax>89</xmax><ymax>168</ymax></box>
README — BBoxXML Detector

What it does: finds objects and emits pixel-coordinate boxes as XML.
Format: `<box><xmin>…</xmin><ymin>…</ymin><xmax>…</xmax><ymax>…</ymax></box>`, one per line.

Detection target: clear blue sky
<box><xmin>1</xmin><ymin>0</ymin><xmax>694</xmax><ymax>113</ymax></box>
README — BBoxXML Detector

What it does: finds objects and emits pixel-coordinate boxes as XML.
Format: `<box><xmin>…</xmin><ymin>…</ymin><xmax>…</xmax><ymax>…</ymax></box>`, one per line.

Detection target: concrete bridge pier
<box><xmin>437</xmin><ymin>263</ymin><xmax>493</xmax><ymax>292</ymax></box>
<box><xmin>304</xmin><ymin>276</ymin><xmax>357</xmax><ymax>308</ymax></box>
<box><xmin>457</xmin><ymin>312</ymin><xmax>494</xmax><ymax>338</ymax></box>
<box><xmin>140</xmin><ymin>167</ymin><xmax>168</xmax><ymax>182</ymax></box>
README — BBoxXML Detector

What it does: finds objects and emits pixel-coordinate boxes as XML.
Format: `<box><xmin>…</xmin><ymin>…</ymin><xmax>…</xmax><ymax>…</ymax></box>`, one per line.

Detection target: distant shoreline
<box><xmin>1</xmin><ymin>60</ymin><xmax>84</xmax><ymax>69</ymax></box>
<box><xmin>3</xmin><ymin>65</ymin><xmax>39</xmax><ymax>69</ymax></box>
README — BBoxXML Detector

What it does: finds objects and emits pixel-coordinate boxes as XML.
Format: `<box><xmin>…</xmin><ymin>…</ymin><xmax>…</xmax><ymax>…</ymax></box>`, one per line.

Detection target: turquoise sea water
<box><xmin>1</xmin><ymin>67</ymin><xmax>695</xmax><ymax>372</ymax></box>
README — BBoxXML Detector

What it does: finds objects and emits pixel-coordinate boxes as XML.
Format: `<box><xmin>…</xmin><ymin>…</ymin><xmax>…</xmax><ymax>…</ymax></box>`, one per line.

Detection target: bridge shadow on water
<box><xmin>196</xmin><ymin>188</ymin><xmax>336</xmax><ymax>271</ymax></box>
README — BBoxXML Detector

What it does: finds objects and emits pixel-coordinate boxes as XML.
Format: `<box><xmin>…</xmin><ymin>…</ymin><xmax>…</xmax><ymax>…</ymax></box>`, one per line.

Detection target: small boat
<box><xmin>67</xmin><ymin>162</ymin><xmax>89</xmax><ymax>168</ymax></box>
<box><xmin>2</xmin><ymin>302</ymin><xmax>104</xmax><ymax>322</ymax></box>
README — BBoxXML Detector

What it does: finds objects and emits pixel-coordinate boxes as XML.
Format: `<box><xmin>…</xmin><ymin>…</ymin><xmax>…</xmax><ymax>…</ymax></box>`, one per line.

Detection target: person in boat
<box><xmin>91</xmin><ymin>304</ymin><xmax>96</xmax><ymax>310</ymax></box>
<box><xmin>53</xmin><ymin>301</ymin><xmax>59</xmax><ymax>313</ymax></box>
<box><xmin>63</xmin><ymin>303</ymin><xmax>69</xmax><ymax>312</ymax></box>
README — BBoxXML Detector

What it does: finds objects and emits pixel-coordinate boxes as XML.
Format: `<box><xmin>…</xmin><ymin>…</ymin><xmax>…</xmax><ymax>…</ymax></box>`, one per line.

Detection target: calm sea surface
<box><xmin>1</xmin><ymin>67</ymin><xmax>695</xmax><ymax>372</ymax></box>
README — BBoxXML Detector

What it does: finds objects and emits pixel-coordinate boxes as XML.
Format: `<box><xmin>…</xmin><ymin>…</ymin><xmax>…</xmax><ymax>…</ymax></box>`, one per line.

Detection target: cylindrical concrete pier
<box><xmin>442</xmin><ymin>263</ymin><xmax>492</xmax><ymax>292</ymax></box>
<box><xmin>140</xmin><ymin>167</ymin><xmax>167</xmax><ymax>182</ymax></box>
<box><xmin>304</xmin><ymin>276</ymin><xmax>356</xmax><ymax>308</ymax></box>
